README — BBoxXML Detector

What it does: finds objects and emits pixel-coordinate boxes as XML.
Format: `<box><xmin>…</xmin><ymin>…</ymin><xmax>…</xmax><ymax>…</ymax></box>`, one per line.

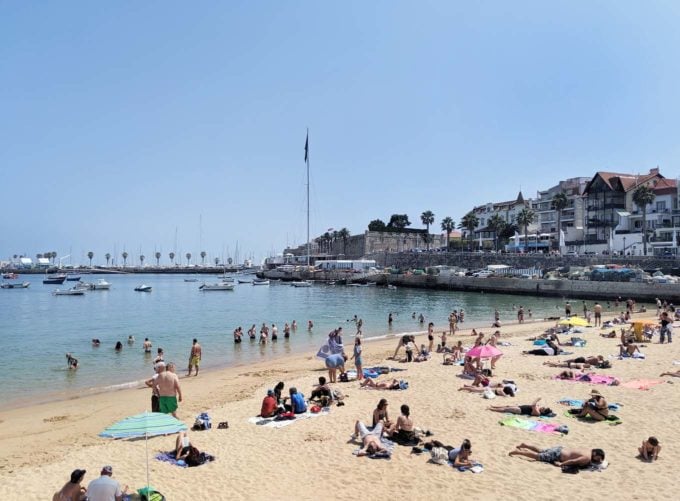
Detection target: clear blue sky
<box><xmin>2</xmin><ymin>1</ymin><xmax>680</xmax><ymax>265</ymax></box>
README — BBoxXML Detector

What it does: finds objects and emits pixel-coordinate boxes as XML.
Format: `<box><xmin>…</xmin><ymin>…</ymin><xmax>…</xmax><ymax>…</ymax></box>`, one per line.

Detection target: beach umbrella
<box><xmin>466</xmin><ymin>344</ymin><xmax>503</xmax><ymax>359</ymax></box>
<box><xmin>558</xmin><ymin>317</ymin><xmax>590</xmax><ymax>327</ymax></box>
<box><xmin>100</xmin><ymin>411</ymin><xmax>187</xmax><ymax>493</ymax></box>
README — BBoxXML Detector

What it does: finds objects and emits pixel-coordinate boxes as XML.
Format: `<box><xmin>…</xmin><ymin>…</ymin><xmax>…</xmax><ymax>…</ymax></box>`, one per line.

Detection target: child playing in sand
<box><xmin>638</xmin><ymin>437</ymin><xmax>661</xmax><ymax>462</ymax></box>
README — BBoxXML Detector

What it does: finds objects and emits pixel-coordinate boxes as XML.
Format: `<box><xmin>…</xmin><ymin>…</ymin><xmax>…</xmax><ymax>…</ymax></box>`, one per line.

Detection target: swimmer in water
<box><xmin>66</xmin><ymin>353</ymin><xmax>78</xmax><ymax>370</ymax></box>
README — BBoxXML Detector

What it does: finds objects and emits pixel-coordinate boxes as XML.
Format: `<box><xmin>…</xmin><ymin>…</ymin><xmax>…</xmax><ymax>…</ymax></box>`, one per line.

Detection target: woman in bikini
<box><xmin>458</xmin><ymin>383</ymin><xmax>515</xmax><ymax>397</ymax></box>
<box><xmin>578</xmin><ymin>389</ymin><xmax>609</xmax><ymax>421</ymax></box>
<box><xmin>488</xmin><ymin>398</ymin><xmax>552</xmax><ymax>417</ymax></box>
<box><xmin>543</xmin><ymin>355</ymin><xmax>604</xmax><ymax>369</ymax></box>
<box><xmin>360</xmin><ymin>378</ymin><xmax>402</xmax><ymax>390</ymax></box>
<box><xmin>372</xmin><ymin>399</ymin><xmax>391</xmax><ymax>428</ymax></box>
<box><xmin>427</xmin><ymin>322</ymin><xmax>435</xmax><ymax>353</ymax></box>
<box><xmin>386</xmin><ymin>404</ymin><xmax>416</xmax><ymax>443</ymax></box>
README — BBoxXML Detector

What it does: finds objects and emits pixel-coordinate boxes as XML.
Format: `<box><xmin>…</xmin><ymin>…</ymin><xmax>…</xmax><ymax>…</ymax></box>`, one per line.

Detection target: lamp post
<box><xmin>623</xmin><ymin>236</ymin><xmax>626</xmax><ymax>256</ymax></box>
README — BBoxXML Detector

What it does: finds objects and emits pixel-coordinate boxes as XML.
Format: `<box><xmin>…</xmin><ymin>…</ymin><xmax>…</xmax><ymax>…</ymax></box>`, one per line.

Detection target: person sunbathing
<box><xmin>360</xmin><ymin>378</ymin><xmax>402</xmax><ymax>390</ymax></box>
<box><xmin>488</xmin><ymin>398</ymin><xmax>553</xmax><ymax>417</ymax></box>
<box><xmin>638</xmin><ymin>436</ymin><xmax>661</xmax><ymax>462</ymax></box>
<box><xmin>423</xmin><ymin>439</ymin><xmax>474</xmax><ymax>467</ymax></box>
<box><xmin>577</xmin><ymin>389</ymin><xmax>609</xmax><ymax>421</ymax></box>
<box><xmin>556</xmin><ymin>370</ymin><xmax>576</xmax><ymax>380</ymax></box>
<box><xmin>523</xmin><ymin>339</ymin><xmax>562</xmax><ymax>356</ymax></box>
<box><xmin>619</xmin><ymin>341</ymin><xmax>640</xmax><ymax>357</ymax></box>
<box><xmin>353</xmin><ymin>421</ymin><xmax>388</xmax><ymax>457</ymax></box>
<box><xmin>175</xmin><ymin>431</ymin><xmax>191</xmax><ymax>460</ymax></box>
<box><xmin>660</xmin><ymin>369</ymin><xmax>680</xmax><ymax>377</ymax></box>
<box><xmin>543</xmin><ymin>355</ymin><xmax>605</xmax><ymax>369</ymax></box>
<box><xmin>459</xmin><ymin>383</ymin><xmax>515</xmax><ymax>397</ymax></box>
<box><xmin>509</xmin><ymin>443</ymin><xmax>605</xmax><ymax>468</ymax></box>
<box><xmin>600</xmin><ymin>330</ymin><xmax>617</xmax><ymax>338</ymax></box>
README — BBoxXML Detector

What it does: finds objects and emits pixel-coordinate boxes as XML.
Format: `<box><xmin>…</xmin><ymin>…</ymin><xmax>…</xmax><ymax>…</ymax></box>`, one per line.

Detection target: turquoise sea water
<box><xmin>1</xmin><ymin>273</ymin><xmax>588</xmax><ymax>406</ymax></box>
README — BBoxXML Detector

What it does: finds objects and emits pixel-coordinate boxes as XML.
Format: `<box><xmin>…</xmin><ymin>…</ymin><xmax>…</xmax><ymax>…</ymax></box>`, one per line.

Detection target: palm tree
<box><xmin>155</xmin><ymin>251</ymin><xmax>161</xmax><ymax>266</ymax></box>
<box><xmin>122</xmin><ymin>252</ymin><xmax>128</xmax><ymax>267</ymax></box>
<box><xmin>87</xmin><ymin>251</ymin><xmax>94</xmax><ymax>267</ymax></box>
<box><xmin>338</xmin><ymin>228</ymin><xmax>350</xmax><ymax>255</ymax></box>
<box><xmin>51</xmin><ymin>251</ymin><xmax>57</xmax><ymax>264</ymax></box>
<box><xmin>633</xmin><ymin>185</ymin><xmax>656</xmax><ymax>256</ymax></box>
<box><xmin>322</xmin><ymin>232</ymin><xmax>331</xmax><ymax>253</ymax></box>
<box><xmin>139</xmin><ymin>255</ymin><xmax>145</xmax><ymax>267</ymax></box>
<box><xmin>420</xmin><ymin>211</ymin><xmax>435</xmax><ymax>250</ymax></box>
<box><xmin>552</xmin><ymin>192</ymin><xmax>568</xmax><ymax>252</ymax></box>
<box><xmin>169</xmin><ymin>252</ymin><xmax>175</xmax><ymax>265</ymax></box>
<box><xmin>105</xmin><ymin>253</ymin><xmax>111</xmax><ymax>267</ymax></box>
<box><xmin>200</xmin><ymin>251</ymin><xmax>206</xmax><ymax>265</ymax></box>
<box><xmin>440</xmin><ymin>217</ymin><xmax>455</xmax><ymax>251</ymax></box>
<box><xmin>516</xmin><ymin>208</ymin><xmax>536</xmax><ymax>253</ymax></box>
<box><xmin>487</xmin><ymin>213</ymin><xmax>506</xmax><ymax>251</ymax></box>
<box><xmin>459</xmin><ymin>212</ymin><xmax>479</xmax><ymax>250</ymax></box>
<box><xmin>185</xmin><ymin>252</ymin><xmax>192</xmax><ymax>265</ymax></box>
<box><xmin>214</xmin><ymin>257</ymin><xmax>220</xmax><ymax>266</ymax></box>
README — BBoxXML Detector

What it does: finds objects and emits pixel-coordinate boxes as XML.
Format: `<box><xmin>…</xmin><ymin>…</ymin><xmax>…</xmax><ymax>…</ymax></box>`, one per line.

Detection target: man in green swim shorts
<box><xmin>154</xmin><ymin>362</ymin><xmax>183</xmax><ymax>418</ymax></box>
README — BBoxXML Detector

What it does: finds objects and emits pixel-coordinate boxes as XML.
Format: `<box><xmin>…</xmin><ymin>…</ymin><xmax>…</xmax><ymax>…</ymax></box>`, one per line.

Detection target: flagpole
<box><xmin>306</xmin><ymin>128</ymin><xmax>310</xmax><ymax>268</ymax></box>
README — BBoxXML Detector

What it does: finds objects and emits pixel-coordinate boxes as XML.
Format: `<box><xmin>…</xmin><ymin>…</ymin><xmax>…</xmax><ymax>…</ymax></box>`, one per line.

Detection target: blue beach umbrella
<box><xmin>100</xmin><ymin>411</ymin><xmax>187</xmax><ymax>493</ymax></box>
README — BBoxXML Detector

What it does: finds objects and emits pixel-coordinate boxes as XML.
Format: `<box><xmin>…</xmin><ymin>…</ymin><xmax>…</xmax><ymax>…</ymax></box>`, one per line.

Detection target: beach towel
<box><xmin>616</xmin><ymin>352</ymin><xmax>646</xmax><ymax>360</ymax></box>
<box><xmin>449</xmin><ymin>462</ymin><xmax>484</xmax><ymax>473</ymax></box>
<box><xmin>247</xmin><ymin>408</ymin><xmax>331</xmax><ymax>428</ymax></box>
<box><xmin>499</xmin><ymin>416</ymin><xmax>568</xmax><ymax>434</ymax></box>
<box><xmin>620</xmin><ymin>379</ymin><xmax>664</xmax><ymax>390</ymax></box>
<box><xmin>155</xmin><ymin>451</ymin><xmax>215</xmax><ymax>467</ymax></box>
<box><xmin>553</xmin><ymin>374</ymin><xmax>620</xmax><ymax>385</ymax></box>
<box><xmin>564</xmin><ymin>409</ymin><xmax>622</xmax><ymax>425</ymax></box>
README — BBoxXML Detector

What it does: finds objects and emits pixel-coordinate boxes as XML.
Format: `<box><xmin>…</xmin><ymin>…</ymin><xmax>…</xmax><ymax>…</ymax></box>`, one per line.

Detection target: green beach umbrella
<box><xmin>100</xmin><ymin>411</ymin><xmax>187</xmax><ymax>493</ymax></box>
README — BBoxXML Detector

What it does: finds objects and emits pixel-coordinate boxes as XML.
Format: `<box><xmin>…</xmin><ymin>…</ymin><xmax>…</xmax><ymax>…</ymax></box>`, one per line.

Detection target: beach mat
<box><xmin>620</xmin><ymin>379</ymin><xmax>664</xmax><ymax>390</ymax></box>
<box><xmin>499</xmin><ymin>416</ymin><xmax>568</xmax><ymax>434</ymax></box>
<box><xmin>155</xmin><ymin>451</ymin><xmax>215</xmax><ymax>467</ymax></box>
<box><xmin>248</xmin><ymin>408</ymin><xmax>330</xmax><ymax>428</ymax></box>
<box><xmin>558</xmin><ymin>399</ymin><xmax>621</xmax><ymax>411</ymax></box>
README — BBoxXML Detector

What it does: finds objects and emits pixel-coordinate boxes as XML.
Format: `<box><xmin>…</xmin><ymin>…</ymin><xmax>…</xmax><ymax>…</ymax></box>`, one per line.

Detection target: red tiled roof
<box><xmin>586</xmin><ymin>170</ymin><xmax>664</xmax><ymax>194</ymax></box>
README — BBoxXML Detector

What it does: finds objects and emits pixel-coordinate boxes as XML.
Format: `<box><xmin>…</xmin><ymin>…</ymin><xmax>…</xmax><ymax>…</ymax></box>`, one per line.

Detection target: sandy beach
<box><xmin>1</xmin><ymin>313</ymin><xmax>678</xmax><ymax>501</ymax></box>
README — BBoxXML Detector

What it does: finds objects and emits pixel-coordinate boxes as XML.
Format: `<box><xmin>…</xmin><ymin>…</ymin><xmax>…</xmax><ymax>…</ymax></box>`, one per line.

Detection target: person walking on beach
<box><xmin>593</xmin><ymin>302</ymin><xmax>602</xmax><ymax>327</ymax></box>
<box><xmin>187</xmin><ymin>339</ymin><xmax>201</xmax><ymax>376</ymax></box>
<box><xmin>517</xmin><ymin>306</ymin><xmax>525</xmax><ymax>324</ymax></box>
<box><xmin>565</xmin><ymin>301</ymin><xmax>572</xmax><ymax>317</ymax></box>
<box><xmin>659</xmin><ymin>311</ymin><xmax>673</xmax><ymax>344</ymax></box>
<box><xmin>155</xmin><ymin>363</ymin><xmax>182</xmax><ymax>418</ymax></box>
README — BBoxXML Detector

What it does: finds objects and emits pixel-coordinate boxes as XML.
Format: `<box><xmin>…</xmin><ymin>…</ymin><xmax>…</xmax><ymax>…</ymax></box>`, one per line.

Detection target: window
<box><xmin>656</xmin><ymin>201</ymin><xmax>666</xmax><ymax>211</ymax></box>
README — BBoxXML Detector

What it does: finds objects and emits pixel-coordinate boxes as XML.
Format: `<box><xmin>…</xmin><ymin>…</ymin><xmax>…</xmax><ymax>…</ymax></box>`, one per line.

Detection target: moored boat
<box><xmin>43</xmin><ymin>274</ymin><xmax>67</xmax><ymax>285</ymax></box>
<box><xmin>66</xmin><ymin>274</ymin><xmax>82</xmax><ymax>281</ymax></box>
<box><xmin>1</xmin><ymin>282</ymin><xmax>30</xmax><ymax>289</ymax></box>
<box><xmin>2</xmin><ymin>272</ymin><xmax>18</xmax><ymax>279</ymax></box>
<box><xmin>134</xmin><ymin>284</ymin><xmax>152</xmax><ymax>292</ymax></box>
<box><xmin>237</xmin><ymin>279</ymin><xmax>252</xmax><ymax>284</ymax></box>
<box><xmin>252</xmin><ymin>279</ymin><xmax>269</xmax><ymax>286</ymax></box>
<box><xmin>291</xmin><ymin>281</ymin><xmax>312</xmax><ymax>287</ymax></box>
<box><xmin>199</xmin><ymin>282</ymin><xmax>235</xmax><ymax>291</ymax></box>
<box><xmin>53</xmin><ymin>287</ymin><xmax>85</xmax><ymax>296</ymax></box>
<box><xmin>92</xmin><ymin>279</ymin><xmax>111</xmax><ymax>290</ymax></box>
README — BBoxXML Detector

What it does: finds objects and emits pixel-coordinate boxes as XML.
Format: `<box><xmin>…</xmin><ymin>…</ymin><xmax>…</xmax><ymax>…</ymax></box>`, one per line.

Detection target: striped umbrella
<box><xmin>100</xmin><ymin>411</ymin><xmax>188</xmax><ymax>492</ymax></box>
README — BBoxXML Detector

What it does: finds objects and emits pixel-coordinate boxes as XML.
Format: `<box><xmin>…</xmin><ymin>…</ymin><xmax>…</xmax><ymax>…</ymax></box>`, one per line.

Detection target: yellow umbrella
<box><xmin>558</xmin><ymin>317</ymin><xmax>590</xmax><ymax>327</ymax></box>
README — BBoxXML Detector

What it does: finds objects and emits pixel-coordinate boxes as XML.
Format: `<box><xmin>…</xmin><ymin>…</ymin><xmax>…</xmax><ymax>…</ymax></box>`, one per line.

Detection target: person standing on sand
<box><xmin>582</xmin><ymin>301</ymin><xmax>588</xmax><ymax>318</ymax></box>
<box><xmin>593</xmin><ymin>302</ymin><xmax>602</xmax><ymax>327</ymax></box>
<box><xmin>517</xmin><ymin>306</ymin><xmax>525</xmax><ymax>324</ymax></box>
<box><xmin>565</xmin><ymin>301</ymin><xmax>572</xmax><ymax>317</ymax></box>
<box><xmin>145</xmin><ymin>362</ymin><xmax>165</xmax><ymax>412</ymax></box>
<box><xmin>351</xmin><ymin>337</ymin><xmax>363</xmax><ymax>380</ymax></box>
<box><xmin>155</xmin><ymin>362</ymin><xmax>182</xmax><ymax>418</ymax></box>
<box><xmin>187</xmin><ymin>339</ymin><xmax>201</xmax><ymax>376</ymax></box>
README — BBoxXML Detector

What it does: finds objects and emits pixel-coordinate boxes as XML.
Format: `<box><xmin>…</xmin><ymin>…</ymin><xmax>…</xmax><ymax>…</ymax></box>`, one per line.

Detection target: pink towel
<box><xmin>620</xmin><ymin>379</ymin><xmax>664</xmax><ymax>390</ymax></box>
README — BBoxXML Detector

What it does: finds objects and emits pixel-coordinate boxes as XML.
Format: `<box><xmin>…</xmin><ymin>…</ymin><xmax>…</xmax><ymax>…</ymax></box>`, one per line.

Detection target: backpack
<box><xmin>192</xmin><ymin>412</ymin><xmax>211</xmax><ymax>430</ymax></box>
<box><xmin>339</xmin><ymin>372</ymin><xmax>349</xmax><ymax>382</ymax></box>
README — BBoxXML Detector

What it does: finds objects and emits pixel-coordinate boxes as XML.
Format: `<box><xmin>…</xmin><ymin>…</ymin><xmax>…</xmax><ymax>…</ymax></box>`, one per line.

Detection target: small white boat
<box><xmin>1</xmin><ymin>282</ymin><xmax>30</xmax><ymax>289</ymax></box>
<box><xmin>252</xmin><ymin>279</ymin><xmax>269</xmax><ymax>286</ymax></box>
<box><xmin>53</xmin><ymin>288</ymin><xmax>85</xmax><ymax>296</ymax></box>
<box><xmin>387</xmin><ymin>284</ymin><xmax>397</xmax><ymax>290</ymax></box>
<box><xmin>74</xmin><ymin>281</ymin><xmax>93</xmax><ymax>290</ymax></box>
<box><xmin>199</xmin><ymin>282</ymin><xmax>235</xmax><ymax>291</ymax></box>
<box><xmin>92</xmin><ymin>279</ymin><xmax>111</xmax><ymax>290</ymax></box>
<box><xmin>237</xmin><ymin>278</ymin><xmax>252</xmax><ymax>284</ymax></box>
<box><xmin>134</xmin><ymin>285</ymin><xmax>152</xmax><ymax>292</ymax></box>
<box><xmin>291</xmin><ymin>281</ymin><xmax>312</xmax><ymax>287</ymax></box>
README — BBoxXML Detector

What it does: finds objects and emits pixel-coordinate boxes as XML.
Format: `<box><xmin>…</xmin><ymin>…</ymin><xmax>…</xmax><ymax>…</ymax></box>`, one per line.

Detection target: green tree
<box><xmin>420</xmin><ymin>210</ymin><xmax>435</xmax><ymax>250</ymax></box>
<box><xmin>155</xmin><ymin>251</ymin><xmax>161</xmax><ymax>266</ymax></box>
<box><xmin>387</xmin><ymin>214</ymin><xmax>411</xmax><ymax>230</ymax></box>
<box><xmin>200</xmin><ymin>251</ymin><xmax>206</xmax><ymax>265</ymax></box>
<box><xmin>368</xmin><ymin>219</ymin><xmax>386</xmax><ymax>231</ymax></box>
<box><xmin>459</xmin><ymin>212</ymin><xmax>479</xmax><ymax>249</ymax></box>
<box><xmin>185</xmin><ymin>252</ymin><xmax>192</xmax><ymax>265</ymax></box>
<box><xmin>51</xmin><ymin>251</ymin><xmax>57</xmax><ymax>264</ymax></box>
<box><xmin>214</xmin><ymin>257</ymin><xmax>220</xmax><ymax>266</ymax></box>
<box><xmin>338</xmin><ymin>227</ymin><xmax>350</xmax><ymax>255</ymax></box>
<box><xmin>105</xmin><ymin>253</ymin><xmax>111</xmax><ymax>267</ymax></box>
<box><xmin>169</xmin><ymin>252</ymin><xmax>175</xmax><ymax>265</ymax></box>
<box><xmin>516</xmin><ymin>208</ymin><xmax>536</xmax><ymax>252</ymax></box>
<box><xmin>633</xmin><ymin>185</ymin><xmax>656</xmax><ymax>256</ymax></box>
<box><xmin>122</xmin><ymin>251</ymin><xmax>128</xmax><ymax>267</ymax></box>
<box><xmin>440</xmin><ymin>217</ymin><xmax>455</xmax><ymax>250</ymax></box>
<box><xmin>552</xmin><ymin>191</ymin><xmax>568</xmax><ymax>252</ymax></box>
<box><xmin>87</xmin><ymin>251</ymin><xmax>94</xmax><ymax>267</ymax></box>
<box><xmin>487</xmin><ymin>214</ymin><xmax>507</xmax><ymax>251</ymax></box>
<box><xmin>139</xmin><ymin>254</ymin><xmax>145</xmax><ymax>266</ymax></box>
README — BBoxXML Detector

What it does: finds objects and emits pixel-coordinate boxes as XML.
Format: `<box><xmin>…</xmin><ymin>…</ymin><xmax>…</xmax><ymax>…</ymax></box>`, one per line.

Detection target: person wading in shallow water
<box><xmin>187</xmin><ymin>338</ymin><xmax>201</xmax><ymax>376</ymax></box>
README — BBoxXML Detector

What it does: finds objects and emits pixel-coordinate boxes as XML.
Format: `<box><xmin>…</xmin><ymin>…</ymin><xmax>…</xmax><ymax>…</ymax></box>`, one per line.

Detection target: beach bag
<box><xmin>192</xmin><ymin>412</ymin><xmax>211</xmax><ymax>430</ymax></box>
<box><xmin>339</xmin><ymin>372</ymin><xmax>349</xmax><ymax>382</ymax></box>
<box><xmin>138</xmin><ymin>487</ymin><xmax>166</xmax><ymax>501</ymax></box>
<box><xmin>483</xmin><ymin>388</ymin><xmax>496</xmax><ymax>399</ymax></box>
<box><xmin>598</xmin><ymin>360</ymin><xmax>612</xmax><ymax>369</ymax></box>
<box><xmin>430</xmin><ymin>447</ymin><xmax>449</xmax><ymax>465</ymax></box>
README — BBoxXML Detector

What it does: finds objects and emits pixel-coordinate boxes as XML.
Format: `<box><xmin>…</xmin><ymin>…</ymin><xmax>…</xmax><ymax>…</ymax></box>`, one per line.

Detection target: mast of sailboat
<box><xmin>305</xmin><ymin>128</ymin><xmax>310</xmax><ymax>267</ymax></box>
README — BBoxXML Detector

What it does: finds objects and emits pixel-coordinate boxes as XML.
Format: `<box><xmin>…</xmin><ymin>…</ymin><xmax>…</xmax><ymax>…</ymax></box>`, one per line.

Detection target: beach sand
<box><xmin>1</xmin><ymin>313</ymin><xmax>678</xmax><ymax>500</ymax></box>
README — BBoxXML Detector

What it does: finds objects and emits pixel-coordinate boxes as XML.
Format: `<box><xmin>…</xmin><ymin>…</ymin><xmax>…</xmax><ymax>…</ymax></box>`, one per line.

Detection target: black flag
<box><xmin>304</xmin><ymin>131</ymin><xmax>309</xmax><ymax>163</ymax></box>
